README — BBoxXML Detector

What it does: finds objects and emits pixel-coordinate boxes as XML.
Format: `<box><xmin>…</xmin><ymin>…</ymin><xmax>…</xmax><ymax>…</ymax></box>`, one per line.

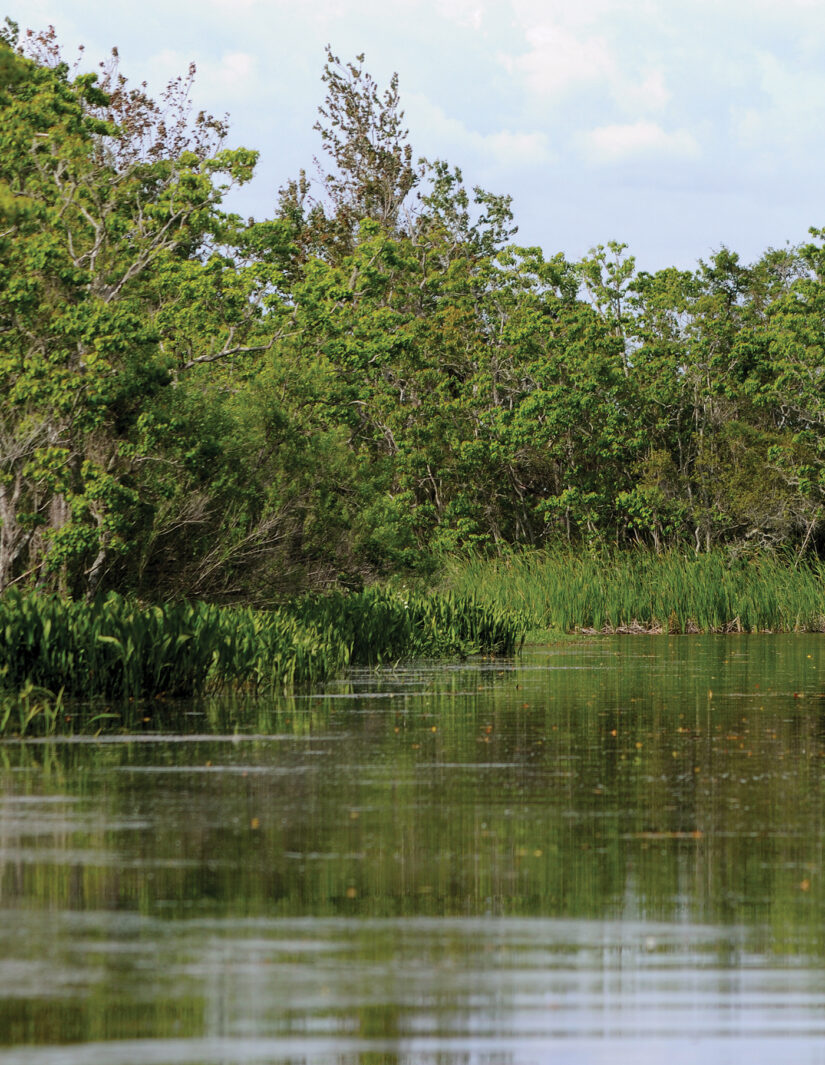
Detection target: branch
<box><xmin>181</xmin><ymin>338</ymin><xmax>275</xmax><ymax>370</ymax></box>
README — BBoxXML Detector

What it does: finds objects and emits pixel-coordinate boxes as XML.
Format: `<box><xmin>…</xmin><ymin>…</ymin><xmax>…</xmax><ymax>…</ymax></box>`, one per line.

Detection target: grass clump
<box><xmin>0</xmin><ymin>587</ymin><xmax>526</xmax><ymax>711</ymax></box>
<box><xmin>442</xmin><ymin>549</ymin><xmax>825</xmax><ymax>635</ymax></box>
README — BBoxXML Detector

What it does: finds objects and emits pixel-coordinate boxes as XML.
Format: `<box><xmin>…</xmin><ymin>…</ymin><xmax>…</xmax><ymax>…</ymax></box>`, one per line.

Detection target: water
<box><xmin>3</xmin><ymin>635</ymin><xmax>825</xmax><ymax>1063</ymax></box>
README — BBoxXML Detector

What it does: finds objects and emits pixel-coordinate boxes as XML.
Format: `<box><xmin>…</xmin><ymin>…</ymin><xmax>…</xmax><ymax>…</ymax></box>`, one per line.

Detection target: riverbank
<box><xmin>5</xmin><ymin>548</ymin><xmax>825</xmax><ymax>735</ymax></box>
<box><xmin>441</xmin><ymin>549</ymin><xmax>825</xmax><ymax>637</ymax></box>
<box><xmin>0</xmin><ymin>587</ymin><xmax>526</xmax><ymax>733</ymax></box>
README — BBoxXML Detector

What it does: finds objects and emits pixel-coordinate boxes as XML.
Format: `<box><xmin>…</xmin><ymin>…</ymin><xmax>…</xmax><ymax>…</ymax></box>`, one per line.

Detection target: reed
<box><xmin>0</xmin><ymin>587</ymin><xmax>526</xmax><ymax>713</ymax></box>
<box><xmin>0</xmin><ymin>681</ymin><xmax>64</xmax><ymax>736</ymax></box>
<box><xmin>441</xmin><ymin>549</ymin><xmax>825</xmax><ymax>634</ymax></box>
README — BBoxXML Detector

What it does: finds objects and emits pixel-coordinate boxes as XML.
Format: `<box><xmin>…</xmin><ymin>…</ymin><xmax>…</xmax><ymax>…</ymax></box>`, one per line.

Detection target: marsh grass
<box><xmin>442</xmin><ymin>549</ymin><xmax>825</xmax><ymax>635</ymax></box>
<box><xmin>0</xmin><ymin>681</ymin><xmax>64</xmax><ymax>736</ymax></box>
<box><xmin>0</xmin><ymin>587</ymin><xmax>526</xmax><ymax>725</ymax></box>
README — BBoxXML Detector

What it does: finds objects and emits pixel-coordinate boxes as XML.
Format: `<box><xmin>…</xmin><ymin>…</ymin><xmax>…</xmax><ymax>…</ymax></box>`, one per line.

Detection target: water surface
<box><xmin>3</xmin><ymin>635</ymin><xmax>825</xmax><ymax>1063</ymax></box>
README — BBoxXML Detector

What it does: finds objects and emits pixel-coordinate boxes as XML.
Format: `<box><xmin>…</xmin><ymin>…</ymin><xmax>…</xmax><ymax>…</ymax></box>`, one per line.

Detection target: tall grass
<box><xmin>442</xmin><ymin>549</ymin><xmax>825</xmax><ymax>634</ymax></box>
<box><xmin>0</xmin><ymin>587</ymin><xmax>526</xmax><ymax>707</ymax></box>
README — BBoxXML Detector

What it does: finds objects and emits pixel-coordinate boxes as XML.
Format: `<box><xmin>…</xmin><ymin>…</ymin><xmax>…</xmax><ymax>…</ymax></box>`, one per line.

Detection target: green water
<box><xmin>3</xmin><ymin>636</ymin><xmax>825</xmax><ymax>1063</ymax></box>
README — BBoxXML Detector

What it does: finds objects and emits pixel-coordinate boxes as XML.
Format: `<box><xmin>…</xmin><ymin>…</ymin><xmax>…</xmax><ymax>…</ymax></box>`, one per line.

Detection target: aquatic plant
<box><xmin>442</xmin><ymin>549</ymin><xmax>825</xmax><ymax>634</ymax></box>
<box><xmin>0</xmin><ymin>681</ymin><xmax>64</xmax><ymax>736</ymax></box>
<box><xmin>0</xmin><ymin>588</ymin><xmax>526</xmax><ymax>714</ymax></box>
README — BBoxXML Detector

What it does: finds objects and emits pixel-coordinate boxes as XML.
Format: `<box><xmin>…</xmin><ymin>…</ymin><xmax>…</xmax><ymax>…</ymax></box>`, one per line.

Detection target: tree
<box><xmin>276</xmin><ymin>47</ymin><xmax>420</xmax><ymax>266</ymax></box>
<box><xmin>0</xmin><ymin>23</ymin><xmax>257</xmax><ymax>594</ymax></box>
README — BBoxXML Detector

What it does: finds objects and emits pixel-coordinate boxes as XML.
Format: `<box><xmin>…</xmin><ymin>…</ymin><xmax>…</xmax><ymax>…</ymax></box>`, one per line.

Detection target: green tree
<box><xmin>0</xmin><ymin>24</ymin><xmax>257</xmax><ymax>594</ymax></box>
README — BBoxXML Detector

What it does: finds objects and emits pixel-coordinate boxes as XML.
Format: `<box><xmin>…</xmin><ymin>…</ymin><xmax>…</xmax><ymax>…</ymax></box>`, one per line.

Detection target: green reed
<box><xmin>0</xmin><ymin>681</ymin><xmax>64</xmax><ymax>736</ymax></box>
<box><xmin>441</xmin><ymin>549</ymin><xmax>825</xmax><ymax>634</ymax></box>
<box><xmin>0</xmin><ymin>587</ymin><xmax>526</xmax><ymax>717</ymax></box>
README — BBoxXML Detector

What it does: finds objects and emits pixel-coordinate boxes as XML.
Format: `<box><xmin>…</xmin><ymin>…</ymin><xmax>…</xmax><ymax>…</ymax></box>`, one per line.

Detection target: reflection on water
<box><xmin>3</xmin><ymin>635</ymin><xmax>825</xmax><ymax>1063</ymax></box>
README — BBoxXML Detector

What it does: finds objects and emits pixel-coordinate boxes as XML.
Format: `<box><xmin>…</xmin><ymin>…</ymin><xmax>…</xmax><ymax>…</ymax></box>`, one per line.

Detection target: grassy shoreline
<box><xmin>0</xmin><ymin>587</ymin><xmax>526</xmax><ymax>733</ymax></box>
<box><xmin>4</xmin><ymin>548</ymin><xmax>825</xmax><ymax>734</ymax></box>
<box><xmin>441</xmin><ymin>549</ymin><xmax>825</xmax><ymax>636</ymax></box>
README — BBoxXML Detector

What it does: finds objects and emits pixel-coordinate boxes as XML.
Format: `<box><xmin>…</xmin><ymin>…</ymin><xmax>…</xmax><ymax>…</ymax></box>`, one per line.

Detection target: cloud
<box><xmin>407</xmin><ymin>91</ymin><xmax>553</xmax><ymax>168</ymax></box>
<box><xmin>497</xmin><ymin>1</ymin><xmax>673</xmax><ymax>116</ymax></box>
<box><xmin>436</xmin><ymin>0</ymin><xmax>485</xmax><ymax>29</ymax></box>
<box><xmin>578</xmin><ymin>120</ymin><xmax>700</xmax><ymax>164</ymax></box>
<box><xmin>728</xmin><ymin>49</ymin><xmax>825</xmax><ymax>169</ymax></box>
<box><xmin>208</xmin><ymin>0</ymin><xmax>262</xmax><ymax>10</ymax></box>
<box><xmin>502</xmin><ymin>22</ymin><xmax>616</xmax><ymax>99</ymax></box>
<box><xmin>484</xmin><ymin>129</ymin><xmax>552</xmax><ymax>165</ymax></box>
<box><xmin>619</xmin><ymin>70</ymin><xmax>670</xmax><ymax>115</ymax></box>
<box><xmin>28</xmin><ymin>0</ymin><xmax>825</xmax><ymax>271</ymax></box>
<box><xmin>213</xmin><ymin>51</ymin><xmax>258</xmax><ymax>92</ymax></box>
<box><xmin>147</xmin><ymin>48</ymin><xmax>259</xmax><ymax>104</ymax></box>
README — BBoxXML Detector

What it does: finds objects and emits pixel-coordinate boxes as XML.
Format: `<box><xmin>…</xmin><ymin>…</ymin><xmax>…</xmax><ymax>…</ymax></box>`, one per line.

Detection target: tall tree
<box><xmin>0</xmin><ymin>23</ymin><xmax>257</xmax><ymax>594</ymax></box>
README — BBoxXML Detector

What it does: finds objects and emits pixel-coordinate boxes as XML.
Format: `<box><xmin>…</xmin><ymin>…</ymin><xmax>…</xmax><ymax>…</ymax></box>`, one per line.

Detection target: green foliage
<box><xmin>0</xmin><ymin>28</ymin><xmax>265</xmax><ymax>596</ymax></box>
<box><xmin>5</xmin><ymin>29</ymin><xmax>825</xmax><ymax>603</ymax></box>
<box><xmin>442</xmin><ymin>549</ymin><xmax>825</xmax><ymax>635</ymax></box>
<box><xmin>0</xmin><ymin>588</ymin><xmax>526</xmax><ymax>725</ymax></box>
<box><xmin>0</xmin><ymin>680</ymin><xmax>63</xmax><ymax>735</ymax></box>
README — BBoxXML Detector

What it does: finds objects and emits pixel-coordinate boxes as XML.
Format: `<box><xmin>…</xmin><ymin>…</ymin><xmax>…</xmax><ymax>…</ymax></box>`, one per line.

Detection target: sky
<box><xmin>14</xmin><ymin>0</ymin><xmax>825</xmax><ymax>271</ymax></box>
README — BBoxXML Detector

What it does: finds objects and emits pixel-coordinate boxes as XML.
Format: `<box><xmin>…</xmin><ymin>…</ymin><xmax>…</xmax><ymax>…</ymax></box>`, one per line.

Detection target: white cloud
<box><xmin>208</xmin><ymin>0</ymin><xmax>262</xmax><ymax>10</ymax></box>
<box><xmin>25</xmin><ymin>0</ymin><xmax>825</xmax><ymax>269</ymax></box>
<box><xmin>502</xmin><ymin>22</ymin><xmax>616</xmax><ymax>99</ymax></box>
<box><xmin>407</xmin><ymin>91</ymin><xmax>553</xmax><ymax>167</ymax></box>
<box><xmin>729</xmin><ymin>49</ymin><xmax>825</xmax><ymax>167</ymax></box>
<box><xmin>436</xmin><ymin>0</ymin><xmax>485</xmax><ymax>29</ymax></box>
<box><xmin>485</xmin><ymin>129</ymin><xmax>552</xmax><ymax>164</ymax></box>
<box><xmin>619</xmin><ymin>70</ymin><xmax>670</xmax><ymax>114</ymax></box>
<box><xmin>147</xmin><ymin>48</ymin><xmax>259</xmax><ymax>104</ymax></box>
<box><xmin>497</xmin><ymin>2</ymin><xmax>672</xmax><ymax>113</ymax></box>
<box><xmin>579</xmin><ymin>120</ymin><xmax>700</xmax><ymax>164</ymax></box>
<box><xmin>213</xmin><ymin>51</ymin><xmax>258</xmax><ymax>91</ymax></box>
<box><xmin>510</xmin><ymin>0</ymin><xmax>628</xmax><ymax>27</ymax></box>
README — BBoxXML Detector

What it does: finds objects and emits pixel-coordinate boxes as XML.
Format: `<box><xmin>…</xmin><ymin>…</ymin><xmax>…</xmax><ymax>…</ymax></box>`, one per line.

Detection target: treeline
<box><xmin>4</xmin><ymin>23</ymin><xmax>825</xmax><ymax>603</ymax></box>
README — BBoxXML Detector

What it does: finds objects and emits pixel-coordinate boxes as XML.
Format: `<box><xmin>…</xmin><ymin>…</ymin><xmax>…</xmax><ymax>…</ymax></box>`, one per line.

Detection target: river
<box><xmin>2</xmin><ymin>635</ymin><xmax>825</xmax><ymax>1063</ymax></box>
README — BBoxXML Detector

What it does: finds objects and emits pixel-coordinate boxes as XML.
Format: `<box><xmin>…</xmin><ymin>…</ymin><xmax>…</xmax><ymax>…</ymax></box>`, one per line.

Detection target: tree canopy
<box><xmin>3</xmin><ymin>22</ymin><xmax>825</xmax><ymax>601</ymax></box>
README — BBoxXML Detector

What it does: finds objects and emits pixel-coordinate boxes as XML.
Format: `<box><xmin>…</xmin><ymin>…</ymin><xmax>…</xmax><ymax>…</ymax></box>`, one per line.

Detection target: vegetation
<box><xmin>2</xmin><ymin>24</ymin><xmax>825</xmax><ymax>608</ymax></box>
<box><xmin>443</xmin><ymin>549</ymin><xmax>825</xmax><ymax>634</ymax></box>
<box><xmin>0</xmin><ymin>588</ymin><xmax>525</xmax><ymax>721</ymax></box>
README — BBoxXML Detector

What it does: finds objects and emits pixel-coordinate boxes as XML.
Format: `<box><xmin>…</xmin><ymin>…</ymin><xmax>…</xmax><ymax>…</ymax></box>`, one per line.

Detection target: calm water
<box><xmin>3</xmin><ymin>636</ymin><xmax>825</xmax><ymax>1063</ymax></box>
